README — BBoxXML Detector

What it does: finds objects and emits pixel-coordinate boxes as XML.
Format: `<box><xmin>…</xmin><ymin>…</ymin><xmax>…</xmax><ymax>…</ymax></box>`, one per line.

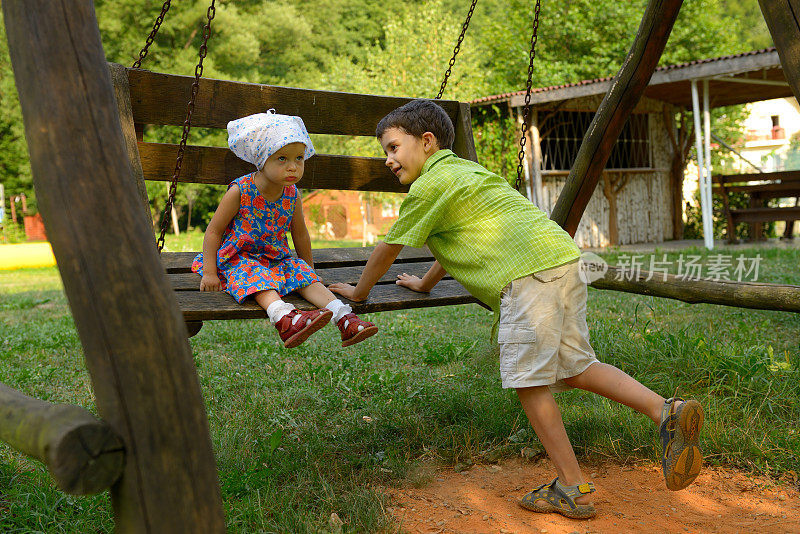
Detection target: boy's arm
<box><xmin>328</xmin><ymin>241</ymin><xmax>404</xmax><ymax>301</ymax></box>
<box><xmin>396</xmin><ymin>260</ymin><xmax>446</xmax><ymax>293</ymax></box>
<box><xmin>289</xmin><ymin>195</ymin><xmax>314</xmax><ymax>269</ymax></box>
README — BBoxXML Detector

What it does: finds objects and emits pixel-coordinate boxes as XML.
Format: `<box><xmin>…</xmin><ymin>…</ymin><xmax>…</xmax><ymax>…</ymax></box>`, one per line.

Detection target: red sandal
<box><xmin>275</xmin><ymin>308</ymin><xmax>333</xmax><ymax>348</ymax></box>
<box><xmin>336</xmin><ymin>313</ymin><xmax>378</xmax><ymax>347</ymax></box>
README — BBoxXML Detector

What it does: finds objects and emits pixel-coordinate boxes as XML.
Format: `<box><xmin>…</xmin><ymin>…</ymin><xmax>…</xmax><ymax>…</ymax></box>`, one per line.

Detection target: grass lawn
<box><xmin>0</xmin><ymin>245</ymin><xmax>798</xmax><ymax>532</ymax></box>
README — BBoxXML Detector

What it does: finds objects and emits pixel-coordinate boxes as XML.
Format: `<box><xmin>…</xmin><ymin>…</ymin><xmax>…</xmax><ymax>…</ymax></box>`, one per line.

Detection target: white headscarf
<box><xmin>227</xmin><ymin>109</ymin><xmax>315</xmax><ymax>169</ymax></box>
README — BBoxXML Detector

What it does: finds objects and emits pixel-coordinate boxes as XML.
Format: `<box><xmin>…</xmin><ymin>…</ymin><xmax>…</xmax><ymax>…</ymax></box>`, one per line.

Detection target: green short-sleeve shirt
<box><xmin>384</xmin><ymin>149</ymin><xmax>580</xmax><ymax>311</ymax></box>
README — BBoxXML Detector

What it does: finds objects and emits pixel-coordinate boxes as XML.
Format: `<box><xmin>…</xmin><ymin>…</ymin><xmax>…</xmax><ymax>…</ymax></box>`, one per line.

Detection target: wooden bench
<box><xmin>712</xmin><ymin>170</ymin><xmax>800</xmax><ymax>242</ymax></box>
<box><xmin>110</xmin><ymin>64</ymin><xmax>480</xmax><ymax>334</ymax></box>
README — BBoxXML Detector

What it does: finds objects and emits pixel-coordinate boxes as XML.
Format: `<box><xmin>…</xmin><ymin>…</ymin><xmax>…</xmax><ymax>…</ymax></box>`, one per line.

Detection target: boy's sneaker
<box><xmin>336</xmin><ymin>313</ymin><xmax>378</xmax><ymax>347</ymax></box>
<box><xmin>275</xmin><ymin>308</ymin><xmax>332</xmax><ymax>348</ymax></box>
<box><xmin>660</xmin><ymin>397</ymin><xmax>704</xmax><ymax>490</ymax></box>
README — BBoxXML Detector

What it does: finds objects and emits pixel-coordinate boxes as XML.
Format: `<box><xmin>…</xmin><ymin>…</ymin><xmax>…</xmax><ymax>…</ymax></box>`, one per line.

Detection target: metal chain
<box><xmin>132</xmin><ymin>0</ymin><xmax>172</xmax><ymax>69</ymax></box>
<box><xmin>515</xmin><ymin>0</ymin><xmax>542</xmax><ymax>192</ymax></box>
<box><xmin>436</xmin><ymin>0</ymin><xmax>479</xmax><ymax>100</ymax></box>
<box><xmin>157</xmin><ymin>1</ymin><xmax>216</xmax><ymax>253</ymax></box>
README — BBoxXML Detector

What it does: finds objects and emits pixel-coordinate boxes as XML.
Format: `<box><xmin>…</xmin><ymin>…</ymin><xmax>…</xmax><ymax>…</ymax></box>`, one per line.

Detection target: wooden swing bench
<box><xmin>110</xmin><ymin>64</ymin><xmax>481</xmax><ymax>334</ymax></box>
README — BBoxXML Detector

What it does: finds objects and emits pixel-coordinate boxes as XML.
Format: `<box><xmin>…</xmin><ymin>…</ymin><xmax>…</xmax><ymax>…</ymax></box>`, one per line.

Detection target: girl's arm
<box><xmin>289</xmin><ymin>195</ymin><xmax>314</xmax><ymax>269</ymax></box>
<box><xmin>328</xmin><ymin>241</ymin><xmax>404</xmax><ymax>301</ymax></box>
<box><xmin>395</xmin><ymin>260</ymin><xmax>446</xmax><ymax>293</ymax></box>
<box><xmin>199</xmin><ymin>185</ymin><xmax>240</xmax><ymax>291</ymax></box>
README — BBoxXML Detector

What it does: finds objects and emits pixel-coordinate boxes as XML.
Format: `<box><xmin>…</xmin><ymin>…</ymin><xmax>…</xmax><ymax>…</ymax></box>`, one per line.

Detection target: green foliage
<box><xmin>0</xmin><ymin>0</ymin><xmax>780</xmax><ymax>233</ymax></box>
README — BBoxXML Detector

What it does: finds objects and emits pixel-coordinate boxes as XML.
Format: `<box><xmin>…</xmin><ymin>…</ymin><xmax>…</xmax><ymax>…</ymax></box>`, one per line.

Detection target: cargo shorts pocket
<box><xmin>498</xmin><ymin>324</ymin><xmax>536</xmax><ymax>373</ymax></box>
<box><xmin>532</xmin><ymin>263</ymin><xmax>572</xmax><ymax>283</ymax></box>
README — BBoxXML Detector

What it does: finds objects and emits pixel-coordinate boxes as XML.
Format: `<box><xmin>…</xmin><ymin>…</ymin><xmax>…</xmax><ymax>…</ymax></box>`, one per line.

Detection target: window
<box><xmin>538</xmin><ymin>110</ymin><xmax>652</xmax><ymax>171</ymax></box>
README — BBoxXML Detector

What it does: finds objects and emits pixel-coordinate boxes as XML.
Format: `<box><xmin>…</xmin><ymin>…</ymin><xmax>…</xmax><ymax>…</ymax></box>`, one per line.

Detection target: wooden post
<box><xmin>109</xmin><ymin>63</ymin><xmax>152</xmax><ymax>227</ymax></box>
<box><xmin>1</xmin><ymin>1</ymin><xmax>225</xmax><ymax>532</ymax></box>
<box><xmin>453</xmin><ymin>102</ymin><xmax>479</xmax><ymax>162</ymax></box>
<box><xmin>0</xmin><ymin>383</ymin><xmax>124</xmax><ymax>495</ymax></box>
<box><xmin>550</xmin><ymin>0</ymin><xmax>683</xmax><ymax>234</ymax></box>
<box><xmin>760</xmin><ymin>0</ymin><xmax>800</xmax><ymax>102</ymax></box>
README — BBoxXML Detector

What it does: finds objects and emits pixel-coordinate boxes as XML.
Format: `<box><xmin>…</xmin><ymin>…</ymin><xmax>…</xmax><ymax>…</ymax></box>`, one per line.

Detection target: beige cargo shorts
<box><xmin>498</xmin><ymin>260</ymin><xmax>598</xmax><ymax>391</ymax></box>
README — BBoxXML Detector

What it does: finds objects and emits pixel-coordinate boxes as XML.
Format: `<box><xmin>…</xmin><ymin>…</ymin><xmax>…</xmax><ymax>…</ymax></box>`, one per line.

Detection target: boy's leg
<box><xmin>562</xmin><ymin>362</ymin><xmax>664</xmax><ymax>424</ymax></box>
<box><xmin>516</xmin><ymin>385</ymin><xmax>591</xmax><ymax>505</ymax></box>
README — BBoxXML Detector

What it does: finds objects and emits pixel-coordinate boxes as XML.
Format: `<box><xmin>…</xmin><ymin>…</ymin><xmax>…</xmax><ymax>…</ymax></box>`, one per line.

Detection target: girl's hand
<box><xmin>328</xmin><ymin>282</ymin><xmax>365</xmax><ymax>302</ymax></box>
<box><xmin>200</xmin><ymin>274</ymin><xmax>222</xmax><ymax>292</ymax></box>
<box><xmin>396</xmin><ymin>273</ymin><xmax>430</xmax><ymax>293</ymax></box>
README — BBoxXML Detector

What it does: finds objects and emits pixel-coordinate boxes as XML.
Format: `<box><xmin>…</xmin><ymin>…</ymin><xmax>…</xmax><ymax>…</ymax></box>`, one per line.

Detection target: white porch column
<box><xmin>691</xmin><ymin>79</ymin><xmax>714</xmax><ymax>250</ymax></box>
<box><xmin>530</xmin><ymin>110</ymin><xmax>544</xmax><ymax>209</ymax></box>
<box><xmin>703</xmin><ymin>79</ymin><xmax>714</xmax><ymax>249</ymax></box>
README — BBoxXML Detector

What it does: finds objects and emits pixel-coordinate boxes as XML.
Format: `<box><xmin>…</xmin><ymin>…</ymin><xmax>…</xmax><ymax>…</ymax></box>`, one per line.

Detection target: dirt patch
<box><xmin>383</xmin><ymin>458</ymin><xmax>800</xmax><ymax>533</ymax></box>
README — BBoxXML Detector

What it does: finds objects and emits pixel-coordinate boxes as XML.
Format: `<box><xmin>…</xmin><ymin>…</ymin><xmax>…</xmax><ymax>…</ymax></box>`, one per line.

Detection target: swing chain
<box><xmin>156</xmin><ymin>1</ymin><xmax>216</xmax><ymax>253</ymax></box>
<box><xmin>436</xmin><ymin>0</ymin><xmax>479</xmax><ymax>100</ymax></box>
<box><xmin>515</xmin><ymin>0</ymin><xmax>542</xmax><ymax>193</ymax></box>
<box><xmin>132</xmin><ymin>0</ymin><xmax>172</xmax><ymax>69</ymax></box>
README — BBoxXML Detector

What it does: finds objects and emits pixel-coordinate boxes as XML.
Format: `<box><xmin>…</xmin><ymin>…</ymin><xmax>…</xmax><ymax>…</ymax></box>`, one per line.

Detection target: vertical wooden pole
<box><xmin>2</xmin><ymin>2</ymin><xmax>225</xmax><ymax>532</ymax></box>
<box><xmin>760</xmin><ymin>0</ymin><xmax>800</xmax><ymax>102</ymax></box>
<box><xmin>550</xmin><ymin>0</ymin><xmax>683</xmax><ymax>235</ymax></box>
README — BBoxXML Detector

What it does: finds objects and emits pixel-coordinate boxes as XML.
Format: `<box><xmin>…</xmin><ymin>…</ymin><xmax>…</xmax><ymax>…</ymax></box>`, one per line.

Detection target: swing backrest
<box><xmin>110</xmin><ymin>63</ymin><xmax>481</xmax><ymax>329</ymax></box>
<box><xmin>115</xmin><ymin>65</ymin><xmax>477</xmax><ymax>193</ymax></box>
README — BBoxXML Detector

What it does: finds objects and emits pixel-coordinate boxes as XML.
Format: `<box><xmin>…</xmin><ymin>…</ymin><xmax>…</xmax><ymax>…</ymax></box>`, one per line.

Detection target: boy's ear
<box><xmin>421</xmin><ymin>131</ymin><xmax>440</xmax><ymax>153</ymax></box>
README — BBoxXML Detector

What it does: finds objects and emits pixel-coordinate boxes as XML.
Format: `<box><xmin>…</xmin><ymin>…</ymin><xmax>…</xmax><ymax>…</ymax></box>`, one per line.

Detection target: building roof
<box><xmin>472</xmin><ymin>48</ymin><xmax>792</xmax><ymax>109</ymax></box>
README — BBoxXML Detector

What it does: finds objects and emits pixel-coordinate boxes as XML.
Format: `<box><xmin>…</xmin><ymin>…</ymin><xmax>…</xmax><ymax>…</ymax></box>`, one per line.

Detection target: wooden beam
<box><xmin>713</xmin><ymin>169</ymin><xmax>800</xmax><ymax>184</ymax></box>
<box><xmin>550</xmin><ymin>0</ymin><xmax>684</xmax><ymax>235</ymax></box>
<box><xmin>109</xmin><ymin>63</ymin><xmax>151</xmax><ymax>225</ymax></box>
<box><xmin>138</xmin><ymin>142</ymin><xmax>409</xmax><ymax>192</ymax></box>
<box><xmin>161</xmin><ymin>246</ymin><xmax>436</xmax><ymax>273</ymax></box>
<box><xmin>758</xmin><ymin>0</ymin><xmax>800</xmax><ymax>104</ymax></box>
<box><xmin>0</xmin><ymin>383</ymin><xmax>124</xmax><ymax>495</ymax></box>
<box><xmin>593</xmin><ymin>266</ymin><xmax>800</xmax><ymax>312</ymax></box>
<box><xmin>731</xmin><ymin>206</ymin><xmax>800</xmax><ymax>223</ymax></box>
<box><xmin>1</xmin><ymin>1</ymin><xmax>225</xmax><ymax>531</ymax></box>
<box><xmin>126</xmin><ymin>68</ymin><xmax>462</xmax><ymax>136</ymax></box>
<box><xmin>175</xmin><ymin>279</ymin><xmax>479</xmax><ymax>320</ymax></box>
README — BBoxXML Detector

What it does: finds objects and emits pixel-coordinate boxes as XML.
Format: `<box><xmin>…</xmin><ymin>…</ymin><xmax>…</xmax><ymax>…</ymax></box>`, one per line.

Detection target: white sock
<box><xmin>326</xmin><ymin>299</ymin><xmax>363</xmax><ymax>331</ymax></box>
<box><xmin>325</xmin><ymin>299</ymin><xmax>351</xmax><ymax>323</ymax></box>
<box><xmin>266</xmin><ymin>299</ymin><xmax>295</xmax><ymax>324</ymax></box>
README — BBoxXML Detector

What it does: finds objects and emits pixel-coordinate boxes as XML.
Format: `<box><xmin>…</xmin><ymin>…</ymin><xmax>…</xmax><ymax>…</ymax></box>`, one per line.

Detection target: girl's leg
<box><xmin>516</xmin><ymin>385</ymin><xmax>592</xmax><ymax>505</ymax></box>
<box><xmin>253</xmin><ymin>289</ymin><xmax>282</xmax><ymax>311</ymax></box>
<box><xmin>296</xmin><ymin>281</ymin><xmax>336</xmax><ymax>308</ymax></box>
<box><xmin>562</xmin><ymin>362</ymin><xmax>664</xmax><ymax>425</ymax></box>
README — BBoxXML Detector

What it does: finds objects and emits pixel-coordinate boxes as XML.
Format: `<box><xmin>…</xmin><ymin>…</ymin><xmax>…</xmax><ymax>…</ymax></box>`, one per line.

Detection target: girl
<box><xmin>192</xmin><ymin>110</ymin><xmax>378</xmax><ymax>348</ymax></box>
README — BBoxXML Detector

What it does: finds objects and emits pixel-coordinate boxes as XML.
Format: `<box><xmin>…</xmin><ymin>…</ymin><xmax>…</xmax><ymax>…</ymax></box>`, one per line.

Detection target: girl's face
<box><xmin>260</xmin><ymin>142</ymin><xmax>306</xmax><ymax>187</ymax></box>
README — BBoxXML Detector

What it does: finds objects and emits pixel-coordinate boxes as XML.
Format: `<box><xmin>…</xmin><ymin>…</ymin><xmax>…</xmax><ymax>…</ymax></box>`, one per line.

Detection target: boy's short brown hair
<box><xmin>376</xmin><ymin>99</ymin><xmax>455</xmax><ymax>149</ymax></box>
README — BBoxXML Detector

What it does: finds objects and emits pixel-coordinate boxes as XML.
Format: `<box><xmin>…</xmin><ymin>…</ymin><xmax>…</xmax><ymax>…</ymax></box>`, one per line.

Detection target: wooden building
<box><xmin>471</xmin><ymin>48</ymin><xmax>794</xmax><ymax>248</ymax></box>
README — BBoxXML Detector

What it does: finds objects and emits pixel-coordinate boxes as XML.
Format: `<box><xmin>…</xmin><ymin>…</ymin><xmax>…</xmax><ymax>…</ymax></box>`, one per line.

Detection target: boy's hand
<box><xmin>395</xmin><ymin>273</ymin><xmax>430</xmax><ymax>293</ymax></box>
<box><xmin>200</xmin><ymin>274</ymin><xmax>222</xmax><ymax>292</ymax></box>
<box><xmin>328</xmin><ymin>282</ymin><xmax>366</xmax><ymax>302</ymax></box>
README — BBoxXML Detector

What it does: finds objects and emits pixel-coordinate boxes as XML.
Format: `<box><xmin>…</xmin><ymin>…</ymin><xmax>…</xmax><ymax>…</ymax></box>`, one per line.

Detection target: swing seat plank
<box><xmin>161</xmin><ymin>248</ymin><xmax>480</xmax><ymax>321</ymax></box>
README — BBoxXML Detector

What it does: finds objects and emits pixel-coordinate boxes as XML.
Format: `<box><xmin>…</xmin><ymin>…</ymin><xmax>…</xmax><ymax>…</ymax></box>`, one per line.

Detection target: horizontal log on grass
<box><xmin>0</xmin><ymin>383</ymin><xmax>124</xmax><ymax>495</ymax></box>
<box><xmin>591</xmin><ymin>267</ymin><xmax>800</xmax><ymax>312</ymax></box>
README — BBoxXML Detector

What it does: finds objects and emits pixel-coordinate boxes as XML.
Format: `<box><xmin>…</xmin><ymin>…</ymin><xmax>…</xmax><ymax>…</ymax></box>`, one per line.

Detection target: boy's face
<box><xmin>261</xmin><ymin>142</ymin><xmax>306</xmax><ymax>186</ymax></box>
<box><xmin>380</xmin><ymin>127</ymin><xmax>439</xmax><ymax>185</ymax></box>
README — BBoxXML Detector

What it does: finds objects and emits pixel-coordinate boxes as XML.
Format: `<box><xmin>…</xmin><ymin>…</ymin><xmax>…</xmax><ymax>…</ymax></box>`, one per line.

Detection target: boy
<box><xmin>328</xmin><ymin>99</ymin><xmax>703</xmax><ymax>519</ymax></box>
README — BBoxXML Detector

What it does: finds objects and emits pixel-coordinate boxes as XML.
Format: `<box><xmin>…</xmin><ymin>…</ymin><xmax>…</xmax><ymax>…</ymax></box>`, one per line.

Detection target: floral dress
<box><xmin>192</xmin><ymin>173</ymin><xmax>320</xmax><ymax>303</ymax></box>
